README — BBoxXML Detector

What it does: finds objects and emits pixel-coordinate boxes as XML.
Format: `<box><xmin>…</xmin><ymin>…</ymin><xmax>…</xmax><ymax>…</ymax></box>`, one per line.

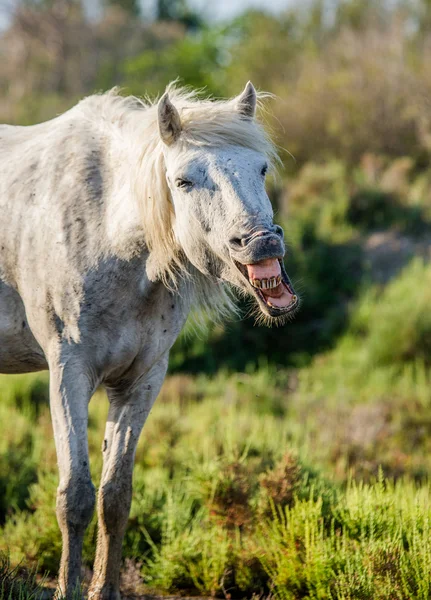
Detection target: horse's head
<box><xmin>157</xmin><ymin>82</ymin><xmax>298</xmax><ymax>323</ymax></box>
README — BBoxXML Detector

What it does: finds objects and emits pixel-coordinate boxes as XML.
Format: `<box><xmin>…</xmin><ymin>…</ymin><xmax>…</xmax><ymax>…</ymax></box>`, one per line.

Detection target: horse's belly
<box><xmin>0</xmin><ymin>281</ymin><xmax>47</xmax><ymax>373</ymax></box>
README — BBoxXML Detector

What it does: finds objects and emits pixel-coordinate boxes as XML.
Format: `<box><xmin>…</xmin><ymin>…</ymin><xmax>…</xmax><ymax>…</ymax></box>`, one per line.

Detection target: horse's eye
<box><xmin>261</xmin><ymin>165</ymin><xmax>268</xmax><ymax>177</ymax></box>
<box><xmin>176</xmin><ymin>178</ymin><xmax>193</xmax><ymax>190</ymax></box>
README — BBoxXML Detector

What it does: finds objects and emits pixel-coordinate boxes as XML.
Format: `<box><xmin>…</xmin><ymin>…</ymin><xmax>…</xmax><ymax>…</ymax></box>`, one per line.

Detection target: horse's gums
<box><xmin>246</xmin><ymin>258</ymin><xmax>296</xmax><ymax>309</ymax></box>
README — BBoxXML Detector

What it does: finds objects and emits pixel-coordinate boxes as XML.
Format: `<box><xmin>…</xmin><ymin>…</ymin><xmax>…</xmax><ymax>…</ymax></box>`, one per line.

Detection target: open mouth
<box><xmin>235</xmin><ymin>257</ymin><xmax>298</xmax><ymax>317</ymax></box>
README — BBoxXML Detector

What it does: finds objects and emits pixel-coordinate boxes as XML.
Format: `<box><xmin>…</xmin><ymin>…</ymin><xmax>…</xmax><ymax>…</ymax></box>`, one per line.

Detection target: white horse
<box><xmin>0</xmin><ymin>82</ymin><xmax>297</xmax><ymax>599</ymax></box>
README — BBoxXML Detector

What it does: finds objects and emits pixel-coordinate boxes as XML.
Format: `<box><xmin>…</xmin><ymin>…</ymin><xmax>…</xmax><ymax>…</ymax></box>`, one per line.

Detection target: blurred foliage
<box><xmin>106</xmin><ymin>0</ymin><xmax>140</xmax><ymax>18</ymax></box>
<box><xmin>155</xmin><ymin>0</ymin><xmax>203</xmax><ymax>29</ymax></box>
<box><xmin>2</xmin><ymin>0</ymin><xmax>431</xmax><ymax>165</ymax></box>
<box><xmin>124</xmin><ymin>28</ymin><xmax>226</xmax><ymax>97</ymax></box>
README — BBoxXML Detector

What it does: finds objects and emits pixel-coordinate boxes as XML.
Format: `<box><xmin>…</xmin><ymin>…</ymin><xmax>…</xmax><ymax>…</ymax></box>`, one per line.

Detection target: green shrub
<box><xmin>352</xmin><ymin>259</ymin><xmax>431</xmax><ymax>366</ymax></box>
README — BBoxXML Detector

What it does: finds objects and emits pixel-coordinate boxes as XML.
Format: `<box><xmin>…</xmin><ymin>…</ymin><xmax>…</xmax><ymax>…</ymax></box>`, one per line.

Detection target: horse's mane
<box><xmin>75</xmin><ymin>84</ymin><xmax>279</xmax><ymax>321</ymax></box>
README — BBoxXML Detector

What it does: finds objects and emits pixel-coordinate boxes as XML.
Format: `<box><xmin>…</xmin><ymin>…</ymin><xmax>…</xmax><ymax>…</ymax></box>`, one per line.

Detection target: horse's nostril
<box><xmin>229</xmin><ymin>237</ymin><xmax>244</xmax><ymax>248</ymax></box>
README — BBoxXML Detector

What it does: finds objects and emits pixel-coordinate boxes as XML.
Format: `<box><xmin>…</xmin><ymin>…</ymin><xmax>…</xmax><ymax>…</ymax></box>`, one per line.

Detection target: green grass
<box><xmin>0</xmin><ymin>553</ymin><xmax>45</xmax><ymax>600</ymax></box>
<box><xmin>1</xmin><ymin>363</ymin><xmax>431</xmax><ymax>598</ymax></box>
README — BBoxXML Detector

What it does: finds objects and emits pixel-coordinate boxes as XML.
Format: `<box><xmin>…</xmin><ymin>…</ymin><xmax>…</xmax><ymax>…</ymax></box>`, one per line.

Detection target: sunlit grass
<box><xmin>1</xmin><ymin>364</ymin><xmax>431</xmax><ymax>597</ymax></box>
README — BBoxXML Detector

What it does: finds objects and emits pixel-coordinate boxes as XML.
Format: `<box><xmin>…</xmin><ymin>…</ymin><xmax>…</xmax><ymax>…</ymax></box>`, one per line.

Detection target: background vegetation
<box><xmin>2</xmin><ymin>0</ymin><xmax>431</xmax><ymax>597</ymax></box>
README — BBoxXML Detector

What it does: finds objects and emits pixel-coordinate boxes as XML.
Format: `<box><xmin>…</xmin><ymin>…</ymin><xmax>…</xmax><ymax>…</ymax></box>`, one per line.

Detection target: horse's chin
<box><xmin>233</xmin><ymin>258</ymin><xmax>299</xmax><ymax>324</ymax></box>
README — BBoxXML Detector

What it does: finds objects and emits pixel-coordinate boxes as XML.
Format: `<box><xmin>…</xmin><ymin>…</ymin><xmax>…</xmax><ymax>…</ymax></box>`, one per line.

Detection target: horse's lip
<box><xmin>234</xmin><ymin>258</ymin><xmax>299</xmax><ymax>317</ymax></box>
<box><xmin>229</xmin><ymin>233</ymin><xmax>285</xmax><ymax>264</ymax></box>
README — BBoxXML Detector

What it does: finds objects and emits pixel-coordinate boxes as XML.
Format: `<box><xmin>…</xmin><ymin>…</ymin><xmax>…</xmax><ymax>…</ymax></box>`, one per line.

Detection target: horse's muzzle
<box><xmin>228</xmin><ymin>226</ymin><xmax>285</xmax><ymax>264</ymax></box>
<box><xmin>228</xmin><ymin>226</ymin><xmax>298</xmax><ymax>319</ymax></box>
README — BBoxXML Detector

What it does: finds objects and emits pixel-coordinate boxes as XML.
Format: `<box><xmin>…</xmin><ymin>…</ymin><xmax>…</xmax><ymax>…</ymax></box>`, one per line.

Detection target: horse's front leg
<box><xmin>89</xmin><ymin>356</ymin><xmax>168</xmax><ymax>600</ymax></box>
<box><xmin>49</xmin><ymin>359</ymin><xmax>96</xmax><ymax>599</ymax></box>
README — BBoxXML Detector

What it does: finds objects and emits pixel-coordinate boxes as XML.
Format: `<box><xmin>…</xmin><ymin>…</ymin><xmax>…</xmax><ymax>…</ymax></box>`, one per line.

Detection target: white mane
<box><xmin>75</xmin><ymin>84</ymin><xmax>279</xmax><ymax>319</ymax></box>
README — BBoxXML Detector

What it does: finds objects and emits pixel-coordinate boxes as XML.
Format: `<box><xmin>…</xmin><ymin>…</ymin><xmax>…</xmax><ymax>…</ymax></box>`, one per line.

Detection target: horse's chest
<box><xmin>81</xmin><ymin>274</ymin><xmax>188</xmax><ymax>383</ymax></box>
<box><xmin>119</xmin><ymin>299</ymin><xmax>183</xmax><ymax>361</ymax></box>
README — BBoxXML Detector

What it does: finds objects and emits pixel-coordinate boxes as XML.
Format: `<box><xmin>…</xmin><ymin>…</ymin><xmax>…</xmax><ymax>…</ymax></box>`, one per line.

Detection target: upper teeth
<box><xmin>251</xmin><ymin>276</ymin><xmax>281</xmax><ymax>290</ymax></box>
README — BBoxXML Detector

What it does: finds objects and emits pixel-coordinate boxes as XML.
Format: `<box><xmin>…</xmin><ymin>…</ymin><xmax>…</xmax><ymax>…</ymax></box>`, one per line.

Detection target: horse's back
<box><xmin>0</xmin><ymin>110</ymin><xmax>111</xmax><ymax>355</ymax></box>
<box><xmin>0</xmin><ymin>110</ymin><xmax>108</xmax><ymax>280</ymax></box>
<box><xmin>0</xmin><ymin>119</ymin><xmax>56</xmax><ymax>154</ymax></box>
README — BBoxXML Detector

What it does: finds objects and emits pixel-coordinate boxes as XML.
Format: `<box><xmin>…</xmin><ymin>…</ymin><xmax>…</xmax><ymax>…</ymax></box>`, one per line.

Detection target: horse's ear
<box><xmin>236</xmin><ymin>81</ymin><xmax>257</xmax><ymax>119</ymax></box>
<box><xmin>158</xmin><ymin>92</ymin><xmax>182</xmax><ymax>145</ymax></box>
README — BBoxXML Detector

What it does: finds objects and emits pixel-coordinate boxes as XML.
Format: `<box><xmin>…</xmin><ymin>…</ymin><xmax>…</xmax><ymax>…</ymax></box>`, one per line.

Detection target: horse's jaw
<box><xmin>234</xmin><ymin>257</ymin><xmax>299</xmax><ymax>321</ymax></box>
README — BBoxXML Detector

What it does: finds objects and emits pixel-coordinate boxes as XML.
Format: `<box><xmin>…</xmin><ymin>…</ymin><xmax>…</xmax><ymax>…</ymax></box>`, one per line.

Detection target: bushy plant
<box><xmin>351</xmin><ymin>259</ymin><xmax>431</xmax><ymax>366</ymax></box>
<box><xmin>258</xmin><ymin>452</ymin><xmax>301</xmax><ymax>516</ymax></box>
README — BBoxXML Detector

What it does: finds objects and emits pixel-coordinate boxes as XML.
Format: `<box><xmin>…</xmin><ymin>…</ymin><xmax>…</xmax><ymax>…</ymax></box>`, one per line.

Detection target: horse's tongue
<box><xmin>246</xmin><ymin>258</ymin><xmax>295</xmax><ymax>308</ymax></box>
